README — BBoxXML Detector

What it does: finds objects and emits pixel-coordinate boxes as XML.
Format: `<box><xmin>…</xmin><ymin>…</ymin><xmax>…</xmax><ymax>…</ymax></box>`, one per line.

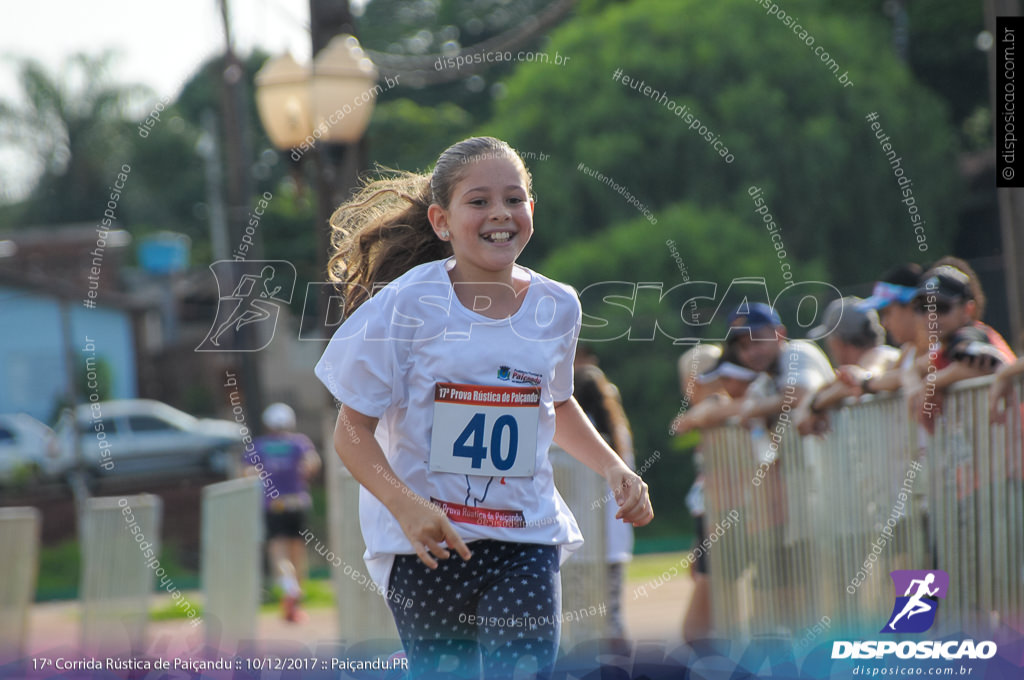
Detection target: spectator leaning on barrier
<box><xmin>861</xmin><ymin>264</ymin><xmax>923</xmax><ymax>348</ymax></box>
<box><xmin>908</xmin><ymin>260</ymin><xmax>1015</xmax><ymax>422</ymax></box>
<box><xmin>670</xmin><ymin>343</ymin><xmax>757</xmax><ymax>642</ymax></box>
<box><xmin>726</xmin><ymin>302</ymin><xmax>831</xmax><ymax>633</ymax></box>
<box><xmin>990</xmin><ymin>356</ymin><xmax>1024</xmax><ymax>424</ymax></box>
<box><xmin>671</xmin><ymin>344</ymin><xmax>759</xmax><ymax>435</ymax></box>
<box><xmin>797</xmin><ymin>297</ymin><xmax>900</xmax><ymax>436</ymax></box>
<box><xmin>844</xmin><ymin>263</ymin><xmax>924</xmax><ymax>397</ymax></box>
<box><xmin>728</xmin><ymin>303</ymin><xmax>834</xmax><ymax>424</ymax></box>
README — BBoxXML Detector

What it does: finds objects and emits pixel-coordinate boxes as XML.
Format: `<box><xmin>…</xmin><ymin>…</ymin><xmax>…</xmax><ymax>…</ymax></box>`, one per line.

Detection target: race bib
<box><xmin>429</xmin><ymin>382</ymin><xmax>540</xmax><ymax>477</ymax></box>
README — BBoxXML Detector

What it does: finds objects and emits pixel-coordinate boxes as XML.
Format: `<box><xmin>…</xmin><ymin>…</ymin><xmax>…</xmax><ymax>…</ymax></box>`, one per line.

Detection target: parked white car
<box><xmin>55</xmin><ymin>399</ymin><xmax>243</xmax><ymax>479</ymax></box>
<box><xmin>0</xmin><ymin>413</ymin><xmax>61</xmax><ymax>485</ymax></box>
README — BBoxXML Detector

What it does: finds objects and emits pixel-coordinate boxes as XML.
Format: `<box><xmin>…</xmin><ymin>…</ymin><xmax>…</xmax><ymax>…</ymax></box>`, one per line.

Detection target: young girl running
<box><xmin>314</xmin><ymin>137</ymin><xmax>653</xmax><ymax>678</ymax></box>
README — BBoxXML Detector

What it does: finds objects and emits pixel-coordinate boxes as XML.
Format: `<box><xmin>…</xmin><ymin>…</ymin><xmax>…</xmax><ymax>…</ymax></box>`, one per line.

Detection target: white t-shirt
<box><xmin>746</xmin><ymin>339</ymin><xmax>834</xmax><ymax>404</ymax></box>
<box><xmin>776</xmin><ymin>339</ymin><xmax>834</xmax><ymax>392</ymax></box>
<box><xmin>315</xmin><ymin>257</ymin><xmax>585</xmax><ymax>590</ymax></box>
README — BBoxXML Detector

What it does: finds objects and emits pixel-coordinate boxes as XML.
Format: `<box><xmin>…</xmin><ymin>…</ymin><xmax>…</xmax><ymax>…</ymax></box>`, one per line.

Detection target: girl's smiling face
<box><xmin>428</xmin><ymin>155</ymin><xmax>534</xmax><ymax>278</ymax></box>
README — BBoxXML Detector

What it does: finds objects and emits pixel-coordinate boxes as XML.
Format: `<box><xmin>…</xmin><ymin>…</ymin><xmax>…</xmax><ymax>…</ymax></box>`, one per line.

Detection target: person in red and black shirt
<box><xmin>909</xmin><ymin>258</ymin><xmax>1015</xmax><ymax>427</ymax></box>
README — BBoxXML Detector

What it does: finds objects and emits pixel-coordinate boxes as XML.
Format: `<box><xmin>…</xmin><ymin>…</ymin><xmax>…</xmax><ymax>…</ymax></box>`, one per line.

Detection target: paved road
<box><xmin>22</xmin><ymin>568</ymin><xmax>692</xmax><ymax>660</ymax></box>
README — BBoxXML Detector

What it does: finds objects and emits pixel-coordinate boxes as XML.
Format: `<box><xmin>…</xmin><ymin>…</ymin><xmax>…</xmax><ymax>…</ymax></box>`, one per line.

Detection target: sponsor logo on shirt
<box><xmin>497</xmin><ymin>365</ymin><xmax>543</xmax><ymax>386</ymax></box>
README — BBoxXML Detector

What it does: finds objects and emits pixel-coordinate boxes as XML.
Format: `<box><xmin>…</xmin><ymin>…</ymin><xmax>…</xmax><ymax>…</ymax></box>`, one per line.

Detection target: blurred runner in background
<box><xmin>574</xmin><ymin>349</ymin><xmax>635</xmax><ymax>654</ymax></box>
<box><xmin>245</xmin><ymin>402</ymin><xmax>321</xmax><ymax>622</ymax></box>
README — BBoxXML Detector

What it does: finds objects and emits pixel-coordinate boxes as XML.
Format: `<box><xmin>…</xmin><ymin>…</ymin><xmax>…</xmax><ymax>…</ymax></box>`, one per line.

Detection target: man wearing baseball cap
<box><xmin>913</xmin><ymin>261</ymin><xmax>1014</xmax><ymax>383</ymax></box>
<box><xmin>725</xmin><ymin>301</ymin><xmax>832</xmax><ymax>628</ymax></box>
<box><xmin>796</xmin><ymin>297</ymin><xmax>900</xmax><ymax>435</ymax></box>
<box><xmin>725</xmin><ymin>302</ymin><xmax>833</xmax><ymax>422</ymax></box>
<box><xmin>857</xmin><ymin>263</ymin><xmax>922</xmax><ymax>347</ymax></box>
<box><xmin>834</xmin><ymin>264</ymin><xmax>927</xmax><ymax>397</ymax></box>
<box><xmin>905</xmin><ymin>259</ymin><xmax>1015</xmax><ymax>431</ymax></box>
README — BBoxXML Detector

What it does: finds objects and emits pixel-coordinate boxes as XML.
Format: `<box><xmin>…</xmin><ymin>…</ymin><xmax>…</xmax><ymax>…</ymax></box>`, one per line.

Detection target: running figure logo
<box><xmin>881</xmin><ymin>569</ymin><xmax>949</xmax><ymax>634</ymax></box>
<box><xmin>196</xmin><ymin>260</ymin><xmax>296</xmax><ymax>352</ymax></box>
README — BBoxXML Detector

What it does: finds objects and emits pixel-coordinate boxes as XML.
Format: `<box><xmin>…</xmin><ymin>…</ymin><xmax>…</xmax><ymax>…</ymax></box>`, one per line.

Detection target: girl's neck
<box><xmin>446</xmin><ymin>259</ymin><xmax>530</xmax><ymax>319</ymax></box>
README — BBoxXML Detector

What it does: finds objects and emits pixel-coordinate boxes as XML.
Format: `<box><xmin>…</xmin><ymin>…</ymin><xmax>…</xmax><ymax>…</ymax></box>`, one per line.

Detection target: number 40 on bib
<box><xmin>429</xmin><ymin>382</ymin><xmax>540</xmax><ymax>477</ymax></box>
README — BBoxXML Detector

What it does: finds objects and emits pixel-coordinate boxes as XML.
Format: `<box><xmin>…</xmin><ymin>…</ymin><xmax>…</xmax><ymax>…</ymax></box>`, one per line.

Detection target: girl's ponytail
<box><xmin>327</xmin><ymin>171</ymin><xmax>452</xmax><ymax>317</ymax></box>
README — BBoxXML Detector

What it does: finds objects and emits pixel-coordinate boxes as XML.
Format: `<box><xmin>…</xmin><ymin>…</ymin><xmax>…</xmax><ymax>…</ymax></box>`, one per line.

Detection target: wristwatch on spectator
<box><xmin>861</xmin><ymin>374</ymin><xmax>875</xmax><ymax>394</ymax></box>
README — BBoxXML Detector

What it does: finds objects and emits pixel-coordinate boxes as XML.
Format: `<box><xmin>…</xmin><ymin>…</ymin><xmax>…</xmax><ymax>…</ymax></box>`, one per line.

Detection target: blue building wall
<box><xmin>0</xmin><ymin>285</ymin><xmax>137</xmax><ymax>424</ymax></box>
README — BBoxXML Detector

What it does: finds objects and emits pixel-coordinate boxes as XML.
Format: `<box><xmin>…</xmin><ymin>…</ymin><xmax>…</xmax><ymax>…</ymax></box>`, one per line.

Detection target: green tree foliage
<box><xmin>825</xmin><ymin>0</ymin><xmax>988</xmax><ymax>149</ymax></box>
<box><xmin>360</xmin><ymin>0</ymin><xmax>556</xmax><ymax>53</ymax></box>
<box><xmin>485</xmin><ymin>0</ymin><xmax>960</xmax><ymax>285</ymax></box>
<box><xmin>251</xmin><ymin>183</ymin><xmax>317</xmax><ymax>292</ymax></box>
<box><xmin>48</xmin><ymin>356</ymin><xmax>115</xmax><ymax>424</ymax></box>
<box><xmin>357</xmin><ymin>0</ymin><xmax>564</xmax><ymax>127</ymax></box>
<box><xmin>0</xmin><ymin>52</ymin><xmax>147</xmax><ymax>226</ymax></box>
<box><xmin>365</xmin><ymin>98</ymin><xmax>474</xmax><ymax>173</ymax></box>
<box><xmin>116</xmin><ymin>107</ymin><xmax>207</xmax><ymax>257</ymax></box>
<box><xmin>77</xmin><ymin>356</ymin><xmax>114</xmax><ymax>402</ymax></box>
<box><xmin>125</xmin><ymin>51</ymin><xmax>312</xmax><ymax>269</ymax></box>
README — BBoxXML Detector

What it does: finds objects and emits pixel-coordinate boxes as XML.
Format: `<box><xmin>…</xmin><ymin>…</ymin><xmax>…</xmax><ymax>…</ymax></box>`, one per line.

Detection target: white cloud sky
<box><xmin>0</xmin><ymin>0</ymin><xmax>324</xmax><ymax>200</ymax></box>
<box><xmin>1</xmin><ymin>0</ymin><xmax>313</xmax><ymax>102</ymax></box>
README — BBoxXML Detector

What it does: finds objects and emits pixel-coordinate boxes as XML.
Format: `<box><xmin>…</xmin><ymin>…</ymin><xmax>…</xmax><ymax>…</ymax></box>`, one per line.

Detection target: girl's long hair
<box><xmin>327</xmin><ymin>136</ymin><xmax>532</xmax><ymax>318</ymax></box>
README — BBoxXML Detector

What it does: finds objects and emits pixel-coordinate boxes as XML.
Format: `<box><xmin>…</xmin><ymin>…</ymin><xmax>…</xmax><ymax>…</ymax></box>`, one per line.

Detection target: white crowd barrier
<box><xmin>703</xmin><ymin>374</ymin><xmax>1024</xmax><ymax>640</ymax></box>
<box><xmin>323</xmin><ymin>416</ymin><xmax>399</xmax><ymax>644</ymax></box>
<box><xmin>0</xmin><ymin>507</ymin><xmax>41</xmax><ymax>659</ymax></box>
<box><xmin>79</xmin><ymin>494</ymin><xmax>162</xmax><ymax>653</ymax></box>
<box><xmin>931</xmin><ymin>375</ymin><xmax>1024</xmax><ymax>635</ymax></box>
<box><xmin>549</xmin><ymin>446</ymin><xmax>608</xmax><ymax>647</ymax></box>
<box><xmin>201</xmin><ymin>476</ymin><xmax>263</xmax><ymax>649</ymax></box>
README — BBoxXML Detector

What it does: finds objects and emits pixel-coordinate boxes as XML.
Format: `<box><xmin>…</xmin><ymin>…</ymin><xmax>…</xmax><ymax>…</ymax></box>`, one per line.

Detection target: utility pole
<box><xmin>198</xmin><ymin>110</ymin><xmax>230</xmax><ymax>262</ymax></box>
<box><xmin>218</xmin><ymin>0</ymin><xmax>266</xmax><ymax>429</ymax></box>
<box><xmin>59</xmin><ymin>300</ymin><xmax>88</xmax><ymax>518</ymax></box>
<box><xmin>309</xmin><ymin>0</ymin><xmax>363</xmax><ymax>334</ymax></box>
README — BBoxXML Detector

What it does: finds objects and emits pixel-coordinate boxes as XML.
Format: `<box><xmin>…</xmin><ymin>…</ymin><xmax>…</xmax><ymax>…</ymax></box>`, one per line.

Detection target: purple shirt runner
<box><xmin>243</xmin><ymin>432</ymin><xmax>315</xmax><ymax>509</ymax></box>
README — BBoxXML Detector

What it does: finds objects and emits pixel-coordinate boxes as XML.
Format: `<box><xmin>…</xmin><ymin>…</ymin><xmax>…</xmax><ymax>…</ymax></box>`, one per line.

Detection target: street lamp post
<box><xmin>255</xmin><ymin>34</ymin><xmax>378</xmax><ymax>335</ymax></box>
<box><xmin>254</xmin><ymin>21</ymin><xmax>380</xmax><ymax>633</ymax></box>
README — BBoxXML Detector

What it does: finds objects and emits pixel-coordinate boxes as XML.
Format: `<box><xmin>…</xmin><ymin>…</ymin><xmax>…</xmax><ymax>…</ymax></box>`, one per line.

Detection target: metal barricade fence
<box><xmin>931</xmin><ymin>375</ymin><xmax>1024</xmax><ymax>635</ymax></box>
<box><xmin>201</xmin><ymin>476</ymin><xmax>263</xmax><ymax>649</ymax></box>
<box><xmin>703</xmin><ymin>375</ymin><xmax>1022</xmax><ymax>641</ymax></box>
<box><xmin>0</xmin><ymin>507</ymin><xmax>40</xmax><ymax>659</ymax></box>
<box><xmin>80</xmin><ymin>494</ymin><xmax>162</xmax><ymax>654</ymax></box>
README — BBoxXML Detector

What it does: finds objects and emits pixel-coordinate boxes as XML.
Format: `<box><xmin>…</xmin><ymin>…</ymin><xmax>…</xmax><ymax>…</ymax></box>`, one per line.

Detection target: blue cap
<box><xmin>727</xmin><ymin>302</ymin><xmax>781</xmax><ymax>330</ymax></box>
<box><xmin>857</xmin><ymin>281</ymin><xmax>918</xmax><ymax>311</ymax></box>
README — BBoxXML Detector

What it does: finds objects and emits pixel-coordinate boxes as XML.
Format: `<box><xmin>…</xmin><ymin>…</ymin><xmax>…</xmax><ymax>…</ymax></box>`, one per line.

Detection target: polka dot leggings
<box><xmin>386</xmin><ymin>540</ymin><xmax>561</xmax><ymax>679</ymax></box>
